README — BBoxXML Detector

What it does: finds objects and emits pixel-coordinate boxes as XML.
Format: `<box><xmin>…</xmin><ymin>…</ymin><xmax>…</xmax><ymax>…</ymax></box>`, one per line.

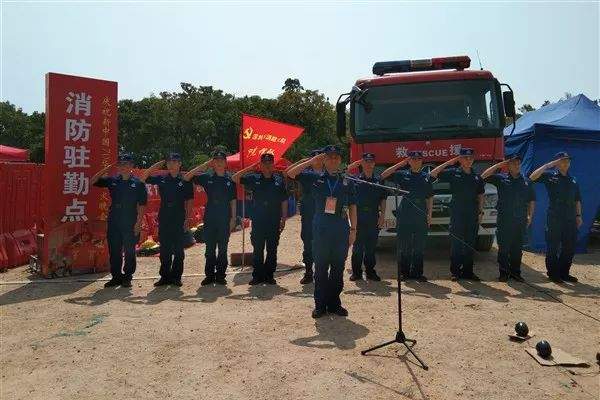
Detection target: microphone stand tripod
<box><xmin>346</xmin><ymin>175</ymin><xmax>428</xmax><ymax>370</ymax></box>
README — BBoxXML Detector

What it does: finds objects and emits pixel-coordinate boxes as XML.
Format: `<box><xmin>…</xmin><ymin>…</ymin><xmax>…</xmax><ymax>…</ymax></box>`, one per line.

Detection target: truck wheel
<box><xmin>476</xmin><ymin>235</ymin><xmax>494</xmax><ymax>251</ymax></box>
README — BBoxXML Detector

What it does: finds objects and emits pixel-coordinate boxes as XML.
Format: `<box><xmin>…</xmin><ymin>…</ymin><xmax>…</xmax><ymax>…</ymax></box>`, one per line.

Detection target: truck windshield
<box><xmin>354</xmin><ymin>79</ymin><xmax>501</xmax><ymax>141</ymax></box>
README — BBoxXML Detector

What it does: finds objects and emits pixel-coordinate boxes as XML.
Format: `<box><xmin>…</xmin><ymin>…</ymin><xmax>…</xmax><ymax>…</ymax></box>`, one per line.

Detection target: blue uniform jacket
<box><xmin>353</xmin><ymin>173</ymin><xmax>387</xmax><ymax>223</ymax></box>
<box><xmin>536</xmin><ymin>170</ymin><xmax>581</xmax><ymax>221</ymax></box>
<box><xmin>485</xmin><ymin>172</ymin><xmax>536</xmax><ymax>221</ymax></box>
<box><xmin>296</xmin><ymin>170</ymin><xmax>319</xmax><ymax>217</ymax></box>
<box><xmin>240</xmin><ymin>173</ymin><xmax>288</xmax><ymax>223</ymax></box>
<box><xmin>146</xmin><ymin>174</ymin><xmax>194</xmax><ymax>225</ymax></box>
<box><xmin>437</xmin><ymin>167</ymin><xmax>485</xmax><ymax>215</ymax></box>
<box><xmin>94</xmin><ymin>175</ymin><xmax>148</xmax><ymax>226</ymax></box>
<box><xmin>192</xmin><ymin>172</ymin><xmax>237</xmax><ymax>223</ymax></box>
<box><xmin>388</xmin><ymin>169</ymin><xmax>433</xmax><ymax>219</ymax></box>
<box><xmin>310</xmin><ymin>171</ymin><xmax>357</xmax><ymax>227</ymax></box>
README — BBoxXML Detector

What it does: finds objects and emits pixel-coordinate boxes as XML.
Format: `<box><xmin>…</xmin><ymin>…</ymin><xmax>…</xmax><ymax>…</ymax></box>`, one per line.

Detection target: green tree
<box><xmin>281</xmin><ymin>78</ymin><xmax>303</xmax><ymax>92</ymax></box>
<box><xmin>0</xmin><ymin>102</ymin><xmax>45</xmax><ymax>162</ymax></box>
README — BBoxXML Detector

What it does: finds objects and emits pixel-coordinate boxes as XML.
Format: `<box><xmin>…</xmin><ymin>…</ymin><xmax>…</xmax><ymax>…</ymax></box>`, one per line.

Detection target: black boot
<box><xmin>201</xmin><ymin>276</ymin><xmax>215</xmax><ymax>286</ymax></box>
<box><xmin>154</xmin><ymin>278</ymin><xmax>170</xmax><ymax>287</ymax></box>
<box><xmin>104</xmin><ymin>277</ymin><xmax>122</xmax><ymax>288</ymax></box>
<box><xmin>121</xmin><ymin>276</ymin><xmax>133</xmax><ymax>288</ymax></box>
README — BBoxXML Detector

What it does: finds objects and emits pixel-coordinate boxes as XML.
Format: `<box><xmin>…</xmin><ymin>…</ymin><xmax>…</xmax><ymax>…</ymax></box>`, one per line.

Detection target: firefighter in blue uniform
<box><xmin>381</xmin><ymin>150</ymin><xmax>434</xmax><ymax>281</ymax></box>
<box><xmin>346</xmin><ymin>153</ymin><xmax>387</xmax><ymax>281</ymax></box>
<box><xmin>233</xmin><ymin>153</ymin><xmax>288</xmax><ymax>285</ymax></box>
<box><xmin>482</xmin><ymin>155</ymin><xmax>536</xmax><ymax>282</ymax></box>
<box><xmin>430</xmin><ymin>148</ymin><xmax>485</xmax><ymax>281</ymax></box>
<box><xmin>91</xmin><ymin>153</ymin><xmax>147</xmax><ymax>288</ymax></box>
<box><xmin>530</xmin><ymin>152</ymin><xmax>582</xmax><ymax>283</ymax></box>
<box><xmin>185</xmin><ymin>150</ymin><xmax>237</xmax><ymax>286</ymax></box>
<box><xmin>142</xmin><ymin>152</ymin><xmax>194</xmax><ymax>287</ymax></box>
<box><xmin>285</xmin><ymin>149</ymin><xmax>324</xmax><ymax>284</ymax></box>
<box><xmin>288</xmin><ymin>145</ymin><xmax>357</xmax><ymax>318</ymax></box>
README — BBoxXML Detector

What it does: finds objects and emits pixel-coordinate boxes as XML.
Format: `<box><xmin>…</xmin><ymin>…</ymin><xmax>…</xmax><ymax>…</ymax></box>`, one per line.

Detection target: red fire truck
<box><xmin>336</xmin><ymin>56</ymin><xmax>516</xmax><ymax>250</ymax></box>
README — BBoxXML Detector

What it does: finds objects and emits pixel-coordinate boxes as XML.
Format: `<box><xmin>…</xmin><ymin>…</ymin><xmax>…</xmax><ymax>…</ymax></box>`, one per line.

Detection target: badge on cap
<box><xmin>362</xmin><ymin>152</ymin><xmax>375</xmax><ymax>161</ymax></box>
<box><xmin>459</xmin><ymin>148</ymin><xmax>474</xmax><ymax>156</ymax></box>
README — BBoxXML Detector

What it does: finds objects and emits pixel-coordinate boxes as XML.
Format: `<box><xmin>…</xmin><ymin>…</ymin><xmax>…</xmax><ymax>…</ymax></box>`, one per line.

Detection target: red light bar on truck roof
<box><xmin>372</xmin><ymin>56</ymin><xmax>471</xmax><ymax>76</ymax></box>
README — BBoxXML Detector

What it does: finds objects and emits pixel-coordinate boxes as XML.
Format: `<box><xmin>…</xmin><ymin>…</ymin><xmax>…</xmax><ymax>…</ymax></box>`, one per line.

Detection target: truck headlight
<box><xmin>483</xmin><ymin>193</ymin><xmax>498</xmax><ymax>209</ymax></box>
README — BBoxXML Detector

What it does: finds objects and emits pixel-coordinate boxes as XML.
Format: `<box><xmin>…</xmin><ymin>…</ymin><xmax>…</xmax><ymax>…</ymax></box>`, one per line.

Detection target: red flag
<box><xmin>239</xmin><ymin>114</ymin><xmax>304</xmax><ymax>168</ymax></box>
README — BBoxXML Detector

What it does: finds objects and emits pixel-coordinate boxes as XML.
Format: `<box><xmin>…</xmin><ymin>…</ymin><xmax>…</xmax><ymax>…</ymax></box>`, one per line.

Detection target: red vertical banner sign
<box><xmin>239</xmin><ymin>114</ymin><xmax>304</xmax><ymax>169</ymax></box>
<box><xmin>42</xmin><ymin>73</ymin><xmax>118</xmax><ymax>277</ymax></box>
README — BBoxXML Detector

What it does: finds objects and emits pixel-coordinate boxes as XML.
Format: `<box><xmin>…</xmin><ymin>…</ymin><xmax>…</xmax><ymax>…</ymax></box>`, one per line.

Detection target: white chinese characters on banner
<box><xmin>66</xmin><ymin>91</ymin><xmax>91</xmax><ymax>116</ymax></box>
<box><xmin>62</xmin><ymin>92</ymin><xmax>92</xmax><ymax>223</ymax></box>
<box><xmin>65</xmin><ymin>119</ymin><xmax>91</xmax><ymax>142</ymax></box>
<box><xmin>63</xmin><ymin>172</ymin><xmax>89</xmax><ymax>195</ymax></box>
<box><xmin>395</xmin><ymin>146</ymin><xmax>408</xmax><ymax>158</ymax></box>
<box><xmin>61</xmin><ymin>199</ymin><xmax>88</xmax><ymax>222</ymax></box>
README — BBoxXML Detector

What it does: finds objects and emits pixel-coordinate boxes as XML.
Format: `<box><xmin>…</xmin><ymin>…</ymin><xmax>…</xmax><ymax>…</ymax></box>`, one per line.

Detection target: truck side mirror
<box><xmin>503</xmin><ymin>91</ymin><xmax>516</xmax><ymax>118</ymax></box>
<box><xmin>336</xmin><ymin>102</ymin><xmax>347</xmax><ymax>138</ymax></box>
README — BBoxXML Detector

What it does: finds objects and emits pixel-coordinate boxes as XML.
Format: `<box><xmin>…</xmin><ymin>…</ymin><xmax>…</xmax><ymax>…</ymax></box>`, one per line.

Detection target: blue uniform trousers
<box><xmin>351</xmin><ymin>213</ymin><xmax>379</xmax><ymax>275</ymax></box>
<box><xmin>449</xmin><ymin>211</ymin><xmax>478</xmax><ymax>276</ymax></box>
<box><xmin>313</xmin><ymin>219</ymin><xmax>349</xmax><ymax>311</ymax></box>
<box><xmin>158</xmin><ymin>220</ymin><xmax>185</xmax><ymax>281</ymax></box>
<box><xmin>496</xmin><ymin>217</ymin><xmax>526</xmax><ymax>276</ymax></box>
<box><xmin>397</xmin><ymin>214</ymin><xmax>428</xmax><ymax>277</ymax></box>
<box><xmin>107</xmin><ymin>222</ymin><xmax>138</xmax><ymax>280</ymax></box>
<box><xmin>251</xmin><ymin>219</ymin><xmax>280</xmax><ymax>280</ymax></box>
<box><xmin>545</xmin><ymin>217</ymin><xmax>577</xmax><ymax>278</ymax></box>
<box><xmin>204</xmin><ymin>218</ymin><xmax>230</xmax><ymax>279</ymax></box>
<box><xmin>300</xmin><ymin>210</ymin><xmax>315</xmax><ymax>275</ymax></box>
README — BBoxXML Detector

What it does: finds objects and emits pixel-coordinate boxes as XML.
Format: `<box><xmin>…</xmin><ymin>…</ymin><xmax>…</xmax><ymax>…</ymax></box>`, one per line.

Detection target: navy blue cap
<box><xmin>166</xmin><ymin>152</ymin><xmax>182</xmax><ymax>161</ymax></box>
<box><xmin>260</xmin><ymin>153</ymin><xmax>275</xmax><ymax>163</ymax></box>
<box><xmin>117</xmin><ymin>153</ymin><xmax>133</xmax><ymax>163</ymax></box>
<box><xmin>309</xmin><ymin>149</ymin><xmax>322</xmax><ymax>157</ymax></box>
<box><xmin>554</xmin><ymin>151</ymin><xmax>571</xmax><ymax>160</ymax></box>
<box><xmin>408</xmin><ymin>150</ymin><xmax>423</xmax><ymax>158</ymax></box>
<box><xmin>362</xmin><ymin>152</ymin><xmax>375</xmax><ymax>161</ymax></box>
<box><xmin>506</xmin><ymin>153</ymin><xmax>522</xmax><ymax>161</ymax></box>
<box><xmin>459</xmin><ymin>148</ymin><xmax>475</xmax><ymax>156</ymax></box>
<box><xmin>212</xmin><ymin>150</ymin><xmax>227</xmax><ymax>159</ymax></box>
<box><xmin>323</xmin><ymin>145</ymin><xmax>341</xmax><ymax>155</ymax></box>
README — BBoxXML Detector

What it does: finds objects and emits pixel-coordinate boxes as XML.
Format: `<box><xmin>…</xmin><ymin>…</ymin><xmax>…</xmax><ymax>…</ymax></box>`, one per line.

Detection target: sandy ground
<box><xmin>1</xmin><ymin>215</ymin><xmax>599</xmax><ymax>400</ymax></box>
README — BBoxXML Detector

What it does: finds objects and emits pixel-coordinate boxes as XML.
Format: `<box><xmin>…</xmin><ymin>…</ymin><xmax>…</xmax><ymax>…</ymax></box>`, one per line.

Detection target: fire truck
<box><xmin>336</xmin><ymin>56</ymin><xmax>516</xmax><ymax>251</ymax></box>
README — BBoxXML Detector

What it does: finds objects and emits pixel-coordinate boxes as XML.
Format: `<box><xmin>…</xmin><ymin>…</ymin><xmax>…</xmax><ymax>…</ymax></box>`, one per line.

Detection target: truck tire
<box><xmin>476</xmin><ymin>235</ymin><xmax>494</xmax><ymax>252</ymax></box>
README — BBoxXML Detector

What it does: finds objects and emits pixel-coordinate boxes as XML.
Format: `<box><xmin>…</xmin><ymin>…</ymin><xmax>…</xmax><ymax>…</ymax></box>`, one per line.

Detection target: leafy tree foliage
<box><xmin>0</xmin><ymin>80</ymin><xmax>342</xmax><ymax>166</ymax></box>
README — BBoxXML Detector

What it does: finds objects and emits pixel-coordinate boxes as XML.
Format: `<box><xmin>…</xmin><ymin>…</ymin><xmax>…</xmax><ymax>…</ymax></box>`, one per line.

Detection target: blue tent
<box><xmin>504</xmin><ymin>94</ymin><xmax>600</xmax><ymax>253</ymax></box>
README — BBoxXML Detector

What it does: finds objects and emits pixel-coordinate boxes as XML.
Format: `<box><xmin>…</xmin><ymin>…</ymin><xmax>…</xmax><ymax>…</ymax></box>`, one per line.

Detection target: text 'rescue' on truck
<box><xmin>336</xmin><ymin>55</ymin><xmax>517</xmax><ymax>251</ymax></box>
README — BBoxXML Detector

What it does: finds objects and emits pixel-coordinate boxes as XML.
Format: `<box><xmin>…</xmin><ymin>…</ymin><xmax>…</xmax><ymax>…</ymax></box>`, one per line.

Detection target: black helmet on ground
<box><xmin>515</xmin><ymin>322</ymin><xmax>529</xmax><ymax>337</ymax></box>
<box><xmin>536</xmin><ymin>340</ymin><xmax>552</xmax><ymax>359</ymax></box>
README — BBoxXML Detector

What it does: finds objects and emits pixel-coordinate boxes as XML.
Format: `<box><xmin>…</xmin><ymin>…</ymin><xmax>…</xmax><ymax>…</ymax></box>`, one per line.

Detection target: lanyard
<box><xmin>327</xmin><ymin>175</ymin><xmax>340</xmax><ymax>197</ymax></box>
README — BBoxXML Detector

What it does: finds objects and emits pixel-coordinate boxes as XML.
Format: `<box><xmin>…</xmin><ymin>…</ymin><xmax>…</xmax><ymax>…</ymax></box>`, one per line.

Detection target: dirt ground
<box><xmin>1</xmin><ymin>216</ymin><xmax>599</xmax><ymax>400</ymax></box>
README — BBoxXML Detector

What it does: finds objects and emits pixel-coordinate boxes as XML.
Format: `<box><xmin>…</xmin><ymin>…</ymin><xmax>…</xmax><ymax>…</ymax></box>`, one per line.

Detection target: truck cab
<box><xmin>337</xmin><ymin>56</ymin><xmax>516</xmax><ymax>251</ymax></box>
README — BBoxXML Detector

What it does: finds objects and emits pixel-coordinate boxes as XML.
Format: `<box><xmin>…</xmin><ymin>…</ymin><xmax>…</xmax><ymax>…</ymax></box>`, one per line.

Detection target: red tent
<box><xmin>0</xmin><ymin>145</ymin><xmax>29</xmax><ymax>162</ymax></box>
<box><xmin>226</xmin><ymin>152</ymin><xmax>291</xmax><ymax>171</ymax></box>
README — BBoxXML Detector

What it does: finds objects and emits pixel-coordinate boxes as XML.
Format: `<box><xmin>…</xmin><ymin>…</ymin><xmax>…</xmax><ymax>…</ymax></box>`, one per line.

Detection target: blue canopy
<box><xmin>504</xmin><ymin>94</ymin><xmax>600</xmax><ymax>253</ymax></box>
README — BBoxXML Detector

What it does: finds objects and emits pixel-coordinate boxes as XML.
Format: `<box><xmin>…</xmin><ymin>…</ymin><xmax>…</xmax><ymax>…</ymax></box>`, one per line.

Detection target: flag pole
<box><xmin>240</xmin><ymin>115</ymin><xmax>246</xmax><ymax>269</ymax></box>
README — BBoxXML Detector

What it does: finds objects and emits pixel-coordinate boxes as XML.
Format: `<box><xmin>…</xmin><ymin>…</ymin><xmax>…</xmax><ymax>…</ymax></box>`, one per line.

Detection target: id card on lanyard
<box><xmin>325</xmin><ymin>176</ymin><xmax>339</xmax><ymax>214</ymax></box>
